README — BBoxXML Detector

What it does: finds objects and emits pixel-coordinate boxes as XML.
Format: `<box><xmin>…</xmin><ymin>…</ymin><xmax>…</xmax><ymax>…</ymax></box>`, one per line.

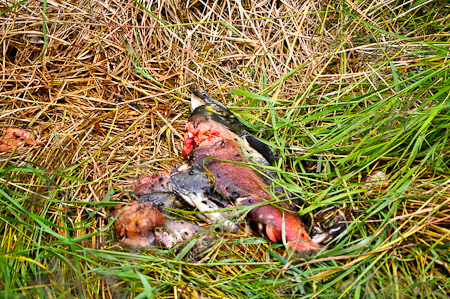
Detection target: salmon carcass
<box><xmin>181</xmin><ymin>91</ymin><xmax>319</xmax><ymax>252</ymax></box>
<box><xmin>112</xmin><ymin>91</ymin><xmax>326</xmax><ymax>253</ymax></box>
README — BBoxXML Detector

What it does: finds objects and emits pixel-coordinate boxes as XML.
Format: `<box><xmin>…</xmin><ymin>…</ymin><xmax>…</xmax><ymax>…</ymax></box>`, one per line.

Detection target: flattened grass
<box><xmin>1</xmin><ymin>0</ymin><xmax>450</xmax><ymax>297</ymax></box>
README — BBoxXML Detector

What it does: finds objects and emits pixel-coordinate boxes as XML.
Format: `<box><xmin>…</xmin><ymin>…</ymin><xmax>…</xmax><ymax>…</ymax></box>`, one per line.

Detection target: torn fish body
<box><xmin>132</xmin><ymin>163</ymin><xmax>234</xmax><ymax>229</ymax></box>
<box><xmin>112</xmin><ymin>161</ymin><xmax>236</xmax><ymax>249</ymax></box>
<box><xmin>182</xmin><ymin>92</ymin><xmax>320</xmax><ymax>252</ymax></box>
<box><xmin>112</xmin><ymin>91</ymin><xmax>327</xmax><ymax>252</ymax></box>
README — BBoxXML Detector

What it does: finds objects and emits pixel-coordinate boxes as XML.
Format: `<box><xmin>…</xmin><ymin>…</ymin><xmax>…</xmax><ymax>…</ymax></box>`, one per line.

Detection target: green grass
<box><xmin>1</xmin><ymin>0</ymin><xmax>450</xmax><ymax>298</ymax></box>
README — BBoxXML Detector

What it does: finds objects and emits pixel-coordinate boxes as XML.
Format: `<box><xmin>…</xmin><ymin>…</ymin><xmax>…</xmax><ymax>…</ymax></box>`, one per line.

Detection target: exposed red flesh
<box><xmin>111</xmin><ymin>201</ymin><xmax>202</xmax><ymax>248</ymax></box>
<box><xmin>182</xmin><ymin>116</ymin><xmax>236</xmax><ymax>160</ymax></box>
<box><xmin>184</xmin><ymin>116</ymin><xmax>319</xmax><ymax>252</ymax></box>
<box><xmin>0</xmin><ymin>128</ymin><xmax>41</xmax><ymax>151</ymax></box>
<box><xmin>111</xmin><ymin>201</ymin><xmax>166</xmax><ymax>248</ymax></box>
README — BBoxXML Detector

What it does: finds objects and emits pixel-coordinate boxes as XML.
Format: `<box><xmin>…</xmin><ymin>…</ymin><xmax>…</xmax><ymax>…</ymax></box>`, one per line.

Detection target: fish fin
<box><xmin>244</xmin><ymin>135</ymin><xmax>275</xmax><ymax>165</ymax></box>
<box><xmin>191</xmin><ymin>92</ymin><xmax>206</xmax><ymax>111</ymax></box>
<box><xmin>192</xmin><ymin>90</ymin><xmax>225</xmax><ymax>107</ymax></box>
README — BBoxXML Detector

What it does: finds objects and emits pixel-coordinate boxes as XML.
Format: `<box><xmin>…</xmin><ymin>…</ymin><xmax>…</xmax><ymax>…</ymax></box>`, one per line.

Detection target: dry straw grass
<box><xmin>2</xmin><ymin>0</ymin><xmax>333</xmax><ymax>232</ymax></box>
<box><xmin>2</xmin><ymin>0</ymin><xmax>331</xmax><ymax>179</ymax></box>
<box><xmin>1</xmin><ymin>0</ymin><xmax>450</xmax><ymax>297</ymax></box>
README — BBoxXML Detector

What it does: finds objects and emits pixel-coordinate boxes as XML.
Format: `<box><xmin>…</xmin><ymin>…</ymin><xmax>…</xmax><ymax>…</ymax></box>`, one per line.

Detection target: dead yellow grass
<box><xmin>1</xmin><ymin>1</ymin><xmax>340</xmax><ymax>204</ymax></box>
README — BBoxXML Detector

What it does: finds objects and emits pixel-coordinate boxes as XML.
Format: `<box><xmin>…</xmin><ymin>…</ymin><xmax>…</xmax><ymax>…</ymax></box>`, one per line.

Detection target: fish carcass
<box><xmin>181</xmin><ymin>91</ymin><xmax>320</xmax><ymax>252</ymax></box>
<box><xmin>112</xmin><ymin>91</ymin><xmax>324</xmax><ymax>253</ymax></box>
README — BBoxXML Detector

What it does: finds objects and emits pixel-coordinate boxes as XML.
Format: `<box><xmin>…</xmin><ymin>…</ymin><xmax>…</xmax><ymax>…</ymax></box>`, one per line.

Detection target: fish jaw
<box><xmin>250</xmin><ymin>205</ymin><xmax>320</xmax><ymax>252</ymax></box>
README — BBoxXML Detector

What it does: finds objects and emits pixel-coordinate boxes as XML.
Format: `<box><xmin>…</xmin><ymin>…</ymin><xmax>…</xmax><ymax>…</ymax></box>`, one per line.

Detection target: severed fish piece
<box><xmin>111</xmin><ymin>201</ymin><xmax>165</xmax><ymax>248</ymax></box>
<box><xmin>111</xmin><ymin>201</ymin><xmax>202</xmax><ymax>249</ymax></box>
<box><xmin>0</xmin><ymin>128</ymin><xmax>41</xmax><ymax>151</ymax></box>
<box><xmin>189</xmin><ymin>90</ymin><xmax>274</xmax><ymax>166</ymax></box>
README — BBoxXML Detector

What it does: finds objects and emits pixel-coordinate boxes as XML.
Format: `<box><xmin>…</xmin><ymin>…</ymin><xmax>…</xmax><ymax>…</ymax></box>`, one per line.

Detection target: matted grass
<box><xmin>1</xmin><ymin>0</ymin><xmax>449</xmax><ymax>297</ymax></box>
